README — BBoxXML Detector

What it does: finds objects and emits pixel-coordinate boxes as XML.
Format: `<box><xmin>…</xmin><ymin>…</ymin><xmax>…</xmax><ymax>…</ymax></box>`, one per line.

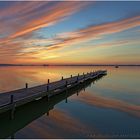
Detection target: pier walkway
<box><xmin>0</xmin><ymin>70</ymin><xmax>107</xmax><ymax>114</ymax></box>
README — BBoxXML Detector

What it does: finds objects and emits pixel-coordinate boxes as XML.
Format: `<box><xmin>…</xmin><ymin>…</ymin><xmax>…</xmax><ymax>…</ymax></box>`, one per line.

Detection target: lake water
<box><xmin>0</xmin><ymin>66</ymin><xmax>140</xmax><ymax>138</ymax></box>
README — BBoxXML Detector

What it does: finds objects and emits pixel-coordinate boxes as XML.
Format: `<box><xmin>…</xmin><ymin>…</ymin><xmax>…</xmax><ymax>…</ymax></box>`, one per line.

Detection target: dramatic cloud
<box><xmin>0</xmin><ymin>1</ymin><xmax>140</xmax><ymax>64</ymax></box>
<box><xmin>44</xmin><ymin>15</ymin><xmax>140</xmax><ymax>51</ymax></box>
<box><xmin>0</xmin><ymin>1</ymin><xmax>88</xmax><ymax>63</ymax></box>
<box><xmin>0</xmin><ymin>2</ymin><xmax>88</xmax><ymax>39</ymax></box>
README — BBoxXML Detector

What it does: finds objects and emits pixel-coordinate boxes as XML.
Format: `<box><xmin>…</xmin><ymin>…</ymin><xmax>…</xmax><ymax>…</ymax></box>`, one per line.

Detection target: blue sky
<box><xmin>36</xmin><ymin>2</ymin><xmax>140</xmax><ymax>37</ymax></box>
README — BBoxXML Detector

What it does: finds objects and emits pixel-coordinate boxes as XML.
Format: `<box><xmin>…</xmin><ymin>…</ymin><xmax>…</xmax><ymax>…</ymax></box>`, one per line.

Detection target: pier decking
<box><xmin>0</xmin><ymin>70</ymin><xmax>107</xmax><ymax>114</ymax></box>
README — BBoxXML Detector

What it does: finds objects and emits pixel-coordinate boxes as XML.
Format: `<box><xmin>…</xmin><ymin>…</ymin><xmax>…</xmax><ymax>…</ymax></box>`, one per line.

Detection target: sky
<box><xmin>0</xmin><ymin>1</ymin><xmax>140</xmax><ymax>65</ymax></box>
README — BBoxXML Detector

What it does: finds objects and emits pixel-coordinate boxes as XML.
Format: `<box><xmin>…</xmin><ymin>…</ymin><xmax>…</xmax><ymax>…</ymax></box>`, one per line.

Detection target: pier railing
<box><xmin>0</xmin><ymin>70</ymin><xmax>107</xmax><ymax>116</ymax></box>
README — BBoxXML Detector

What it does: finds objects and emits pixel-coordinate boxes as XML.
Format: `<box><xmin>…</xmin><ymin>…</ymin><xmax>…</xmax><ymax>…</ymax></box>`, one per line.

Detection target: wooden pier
<box><xmin>0</xmin><ymin>73</ymin><xmax>106</xmax><ymax>138</ymax></box>
<box><xmin>0</xmin><ymin>70</ymin><xmax>107</xmax><ymax>115</ymax></box>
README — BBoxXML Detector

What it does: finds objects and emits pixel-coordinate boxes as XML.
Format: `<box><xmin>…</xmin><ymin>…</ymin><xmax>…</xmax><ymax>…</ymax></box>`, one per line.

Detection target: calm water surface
<box><xmin>0</xmin><ymin>66</ymin><xmax>140</xmax><ymax>138</ymax></box>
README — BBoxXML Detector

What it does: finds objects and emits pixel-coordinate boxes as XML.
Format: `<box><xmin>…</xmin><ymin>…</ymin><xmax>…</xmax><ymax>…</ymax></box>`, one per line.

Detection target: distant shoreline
<box><xmin>0</xmin><ymin>64</ymin><xmax>140</xmax><ymax>67</ymax></box>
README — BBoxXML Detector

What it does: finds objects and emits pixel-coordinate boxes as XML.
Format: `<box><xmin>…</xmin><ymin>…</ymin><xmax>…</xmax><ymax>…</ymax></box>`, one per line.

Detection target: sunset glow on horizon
<box><xmin>0</xmin><ymin>1</ymin><xmax>140</xmax><ymax>65</ymax></box>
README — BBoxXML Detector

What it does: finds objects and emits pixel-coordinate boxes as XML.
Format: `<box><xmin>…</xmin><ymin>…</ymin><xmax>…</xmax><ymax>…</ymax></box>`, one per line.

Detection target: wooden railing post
<box><xmin>48</xmin><ymin>79</ymin><xmax>50</xmax><ymax>84</ymax></box>
<box><xmin>47</xmin><ymin>79</ymin><xmax>50</xmax><ymax>93</ymax></box>
<box><xmin>25</xmin><ymin>83</ymin><xmax>28</xmax><ymax>89</ymax></box>
<box><xmin>62</xmin><ymin>76</ymin><xmax>63</xmax><ymax>80</ymax></box>
<box><xmin>71</xmin><ymin>75</ymin><xmax>72</xmax><ymax>78</ymax></box>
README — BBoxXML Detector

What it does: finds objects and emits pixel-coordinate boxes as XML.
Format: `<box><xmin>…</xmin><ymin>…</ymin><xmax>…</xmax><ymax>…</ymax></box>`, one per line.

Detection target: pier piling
<box><xmin>77</xmin><ymin>90</ymin><xmax>79</xmax><ymax>96</ymax></box>
<box><xmin>47</xmin><ymin>84</ymin><xmax>49</xmax><ymax>92</ymax></box>
<box><xmin>10</xmin><ymin>95</ymin><xmax>14</xmax><ymax>104</ymax></box>
<box><xmin>10</xmin><ymin>95</ymin><xmax>15</xmax><ymax>120</ymax></box>
<box><xmin>11</xmin><ymin>104</ymin><xmax>15</xmax><ymax>120</ymax></box>
<box><xmin>65</xmin><ymin>80</ymin><xmax>68</xmax><ymax>87</ymax></box>
<box><xmin>65</xmin><ymin>98</ymin><xmax>68</xmax><ymax>103</ymax></box>
<box><xmin>47</xmin><ymin>111</ymin><xmax>49</xmax><ymax>116</ymax></box>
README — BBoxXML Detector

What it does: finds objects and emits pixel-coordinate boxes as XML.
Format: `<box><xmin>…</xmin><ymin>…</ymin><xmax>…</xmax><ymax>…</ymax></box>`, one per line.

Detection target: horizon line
<box><xmin>0</xmin><ymin>64</ymin><xmax>140</xmax><ymax>66</ymax></box>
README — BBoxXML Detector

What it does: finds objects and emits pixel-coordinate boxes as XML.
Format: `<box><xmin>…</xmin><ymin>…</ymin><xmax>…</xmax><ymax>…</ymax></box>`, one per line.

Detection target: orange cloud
<box><xmin>0</xmin><ymin>2</ymin><xmax>88</xmax><ymax>39</ymax></box>
<box><xmin>0</xmin><ymin>1</ymin><xmax>139</xmax><ymax>64</ymax></box>
<box><xmin>0</xmin><ymin>1</ymin><xmax>88</xmax><ymax>64</ymax></box>
<box><xmin>44</xmin><ymin>15</ymin><xmax>140</xmax><ymax>51</ymax></box>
